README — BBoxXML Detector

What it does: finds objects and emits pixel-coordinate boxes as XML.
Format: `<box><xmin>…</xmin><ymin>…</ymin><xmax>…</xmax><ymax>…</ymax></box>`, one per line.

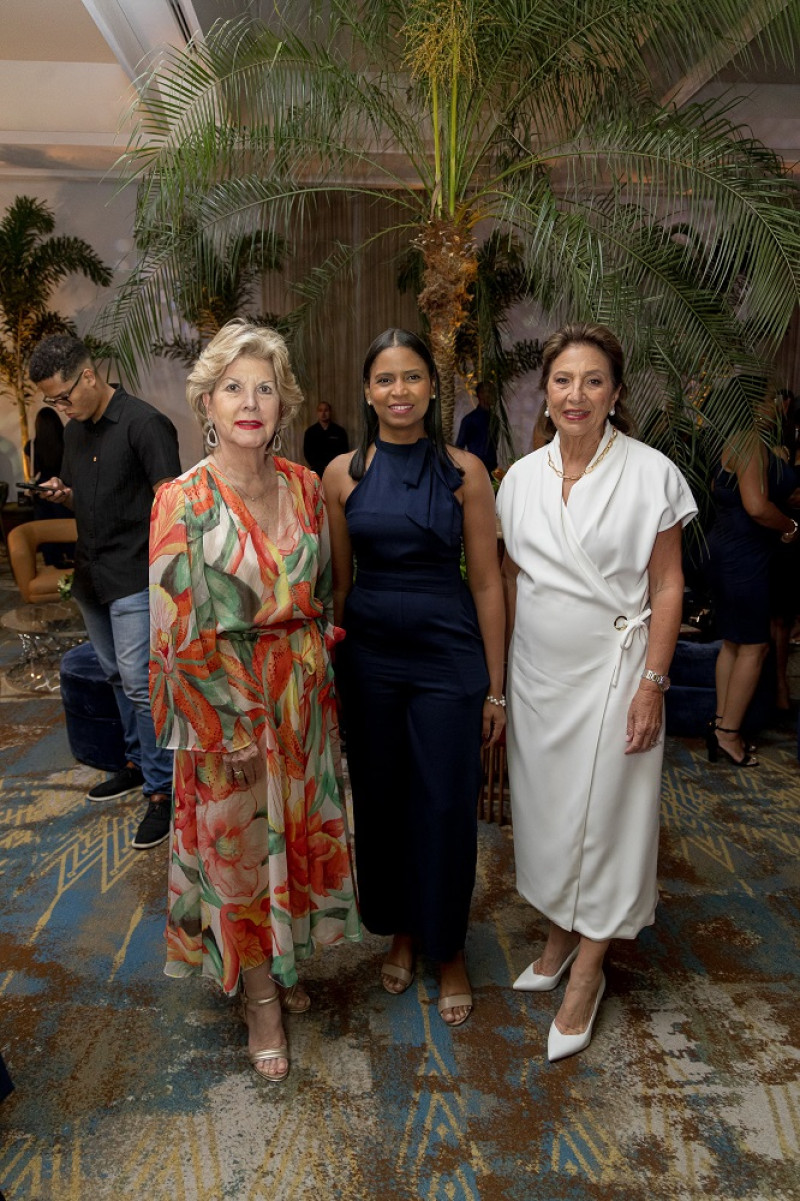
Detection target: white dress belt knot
<box><xmin>611</xmin><ymin>608</ymin><xmax>652</xmax><ymax>687</ymax></box>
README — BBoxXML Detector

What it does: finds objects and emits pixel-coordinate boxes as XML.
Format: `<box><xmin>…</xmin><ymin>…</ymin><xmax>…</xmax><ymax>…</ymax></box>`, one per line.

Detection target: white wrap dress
<box><xmin>496</xmin><ymin>425</ymin><xmax>696</xmax><ymax>940</ymax></box>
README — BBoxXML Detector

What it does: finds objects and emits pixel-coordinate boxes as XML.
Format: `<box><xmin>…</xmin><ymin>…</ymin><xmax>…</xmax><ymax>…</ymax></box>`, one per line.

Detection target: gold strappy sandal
<box><xmin>279</xmin><ymin>983</ymin><xmax>311</xmax><ymax>1014</ymax></box>
<box><xmin>241</xmin><ymin>990</ymin><xmax>289</xmax><ymax>1082</ymax></box>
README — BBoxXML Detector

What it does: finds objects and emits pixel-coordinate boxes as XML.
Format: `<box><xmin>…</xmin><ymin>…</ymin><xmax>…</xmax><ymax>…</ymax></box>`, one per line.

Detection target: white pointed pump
<box><xmin>547</xmin><ymin>974</ymin><xmax>606</xmax><ymax>1062</ymax></box>
<box><xmin>512</xmin><ymin>944</ymin><xmax>579</xmax><ymax>992</ymax></box>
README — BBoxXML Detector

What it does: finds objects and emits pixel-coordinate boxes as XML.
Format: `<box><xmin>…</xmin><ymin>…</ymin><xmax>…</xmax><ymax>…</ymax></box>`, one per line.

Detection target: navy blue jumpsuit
<box><xmin>341</xmin><ymin>437</ymin><xmax>489</xmax><ymax>960</ymax></box>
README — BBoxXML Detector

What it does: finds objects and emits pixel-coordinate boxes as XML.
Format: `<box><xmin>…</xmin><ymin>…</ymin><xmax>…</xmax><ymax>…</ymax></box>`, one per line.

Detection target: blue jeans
<box><xmin>76</xmin><ymin>588</ymin><xmax>173</xmax><ymax>796</ymax></box>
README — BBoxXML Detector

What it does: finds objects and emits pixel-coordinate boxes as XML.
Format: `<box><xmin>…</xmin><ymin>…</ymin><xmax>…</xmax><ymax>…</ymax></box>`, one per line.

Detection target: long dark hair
<box><xmin>349</xmin><ymin>328</ymin><xmax>461</xmax><ymax>480</ymax></box>
<box><xmin>539</xmin><ymin>323</ymin><xmax>637</xmax><ymax>439</ymax></box>
<box><xmin>32</xmin><ymin>406</ymin><xmax>65</xmax><ymax>478</ymax></box>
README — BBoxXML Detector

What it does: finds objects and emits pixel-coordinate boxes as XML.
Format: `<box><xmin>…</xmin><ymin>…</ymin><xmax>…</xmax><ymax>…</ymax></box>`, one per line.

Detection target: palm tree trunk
<box><xmin>428</xmin><ymin>319</ymin><xmax>459</xmax><ymax>442</ymax></box>
<box><xmin>17</xmin><ymin>394</ymin><xmax>31</xmax><ymax>479</ymax></box>
<box><xmin>414</xmin><ymin>219</ymin><xmax>478</xmax><ymax>442</ymax></box>
<box><xmin>14</xmin><ymin>351</ymin><xmax>31</xmax><ymax>479</ymax></box>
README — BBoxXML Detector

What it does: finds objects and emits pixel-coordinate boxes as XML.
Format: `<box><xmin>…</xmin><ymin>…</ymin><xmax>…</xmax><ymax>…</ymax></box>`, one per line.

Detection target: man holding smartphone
<box><xmin>28</xmin><ymin>335</ymin><xmax>181</xmax><ymax>850</ymax></box>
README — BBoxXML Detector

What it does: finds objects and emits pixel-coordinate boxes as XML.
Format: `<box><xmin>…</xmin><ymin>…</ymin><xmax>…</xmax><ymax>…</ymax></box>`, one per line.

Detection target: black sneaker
<box><xmin>86</xmin><ymin>762</ymin><xmax>144</xmax><ymax>802</ymax></box>
<box><xmin>131</xmin><ymin>793</ymin><xmax>172</xmax><ymax>850</ymax></box>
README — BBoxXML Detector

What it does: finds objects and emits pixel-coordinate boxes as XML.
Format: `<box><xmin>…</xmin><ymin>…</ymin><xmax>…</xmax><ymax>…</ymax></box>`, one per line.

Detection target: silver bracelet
<box><xmin>486</xmin><ymin>694</ymin><xmax>506</xmax><ymax>708</ymax></box>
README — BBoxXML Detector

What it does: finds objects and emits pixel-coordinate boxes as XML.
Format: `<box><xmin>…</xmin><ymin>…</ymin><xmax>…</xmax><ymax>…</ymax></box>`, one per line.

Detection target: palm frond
<box><xmin>29</xmin><ymin>237</ymin><xmax>113</xmax><ymax>291</ymax></box>
<box><xmin>151</xmin><ymin>334</ymin><xmax>203</xmax><ymax>366</ymax></box>
<box><xmin>99</xmin><ymin>3</ymin><xmax>800</xmax><ymax>501</ymax></box>
<box><xmin>281</xmin><ymin>226</ymin><xmax>417</xmax><ymax>372</ymax></box>
<box><xmin>559</xmin><ymin>101</ymin><xmax>800</xmax><ymax>346</ymax></box>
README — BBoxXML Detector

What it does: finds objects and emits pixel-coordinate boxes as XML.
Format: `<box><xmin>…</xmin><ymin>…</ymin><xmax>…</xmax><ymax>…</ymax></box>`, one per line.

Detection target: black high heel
<box><xmin>707</xmin><ymin>724</ymin><xmax>759</xmax><ymax>767</ymax></box>
<box><xmin>710</xmin><ymin>715</ymin><xmax>756</xmax><ymax>757</ymax></box>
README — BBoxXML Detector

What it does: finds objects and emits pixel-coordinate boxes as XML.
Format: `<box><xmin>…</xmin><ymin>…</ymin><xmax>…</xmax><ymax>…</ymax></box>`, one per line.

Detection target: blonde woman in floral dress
<box><xmin>149</xmin><ymin>319</ymin><xmax>360</xmax><ymax>1082</ymax></box>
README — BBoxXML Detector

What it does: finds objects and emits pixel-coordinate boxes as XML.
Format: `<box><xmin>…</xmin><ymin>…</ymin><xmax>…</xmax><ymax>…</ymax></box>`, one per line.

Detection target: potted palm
<box><xmin>0</xmin><ymin>196</ymin><xmax>112</xmax><ymax>478</ymax></box>
<box><xmin>151</xmin><ymin>224</ymin><xmax>287</xmax><ymax>365</ymax></box>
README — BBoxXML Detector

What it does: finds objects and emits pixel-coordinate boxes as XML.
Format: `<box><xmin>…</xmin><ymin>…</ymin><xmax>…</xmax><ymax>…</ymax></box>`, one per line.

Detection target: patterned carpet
<box><xmin>1</xmin><ymin>605</ymin><xmax>799</xmax><ymax>1199</ymax></box>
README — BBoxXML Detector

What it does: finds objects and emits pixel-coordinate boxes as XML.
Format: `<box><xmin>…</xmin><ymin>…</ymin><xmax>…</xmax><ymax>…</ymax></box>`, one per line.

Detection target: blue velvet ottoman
<box><xmin>60</xmin><ymin>641</ymin><xmax>127</xmax><ymax>772</ymax></box>
<box><xmin>665</xmin><ymin>639</ymin><xmax>774</xmax><ymax>738</ymax></box>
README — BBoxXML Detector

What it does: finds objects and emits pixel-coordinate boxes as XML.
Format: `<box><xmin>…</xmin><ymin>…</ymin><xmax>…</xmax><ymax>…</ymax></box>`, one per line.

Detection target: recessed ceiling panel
<box><xmin>2</xmin><ymin>0</ymin><xmax>117</xmax><ymax>62</ymax></box>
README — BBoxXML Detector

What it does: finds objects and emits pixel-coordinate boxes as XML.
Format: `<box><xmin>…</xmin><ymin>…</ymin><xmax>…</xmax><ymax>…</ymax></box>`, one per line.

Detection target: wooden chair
<box><xmin>7</xmin><ymin>518</ymin><xmax>77</xmax><ymax>603</ymax></box>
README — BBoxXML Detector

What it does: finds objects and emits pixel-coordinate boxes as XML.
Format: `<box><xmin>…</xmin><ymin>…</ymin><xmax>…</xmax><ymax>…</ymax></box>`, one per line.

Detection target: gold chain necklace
<box><xmin>547</xmin><ymin>427</ymin><xmax>618</xmax><ymax>481</ymax></box>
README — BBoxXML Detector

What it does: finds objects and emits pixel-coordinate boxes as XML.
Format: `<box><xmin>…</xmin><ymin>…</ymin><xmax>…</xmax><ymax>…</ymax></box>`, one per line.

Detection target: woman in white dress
<box><xmin>496</xmin><ymin>324</ymin><xmax>696</xmax><ymax>1061</ymax></box>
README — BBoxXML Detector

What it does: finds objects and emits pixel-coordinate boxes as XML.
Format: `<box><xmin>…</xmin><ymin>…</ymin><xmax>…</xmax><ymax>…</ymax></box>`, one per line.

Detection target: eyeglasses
<box><xmin>42</xmin><ymin>372</ymin><xmax>83</xmax><ymax>407</ymax></box>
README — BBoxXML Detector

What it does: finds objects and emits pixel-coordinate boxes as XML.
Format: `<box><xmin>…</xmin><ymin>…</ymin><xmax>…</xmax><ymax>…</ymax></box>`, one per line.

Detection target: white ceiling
<box><xmin>0</xmin><ymin>0</ymin><xmax>203</xmax><ymax>176</ymax></box>
<box><xmin>0</xmin><ymin>0</ymin><xmax>798</xmax><ymax>179</ymax></box>
<box><xmin>3</xmin><ymin>0</ymin><xmax>117</xmax><ymax>61</ymax></box>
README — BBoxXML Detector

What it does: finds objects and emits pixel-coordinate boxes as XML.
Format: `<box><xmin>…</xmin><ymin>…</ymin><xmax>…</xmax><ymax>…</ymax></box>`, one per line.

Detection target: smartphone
<box><xmin>16</xmin><ymin>482</ymin><xmax>56</xmax><ymax>494</ymax></box>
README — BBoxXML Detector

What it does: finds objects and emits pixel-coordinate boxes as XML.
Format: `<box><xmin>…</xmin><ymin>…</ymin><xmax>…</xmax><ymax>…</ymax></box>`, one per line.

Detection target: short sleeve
<box><xmin>149</xmin><ymin>478</ymin><xmax>255</xmax><ymax>753</ymax></box>
<box><xmin>657</xmin><ymin>459</ymin><xmax>698</xmax><ymax>533</ymax></box>
<box><xmin>131</xmin><ymin>411</ymin><xmax>182</xmax><ymax>489</ymax></box>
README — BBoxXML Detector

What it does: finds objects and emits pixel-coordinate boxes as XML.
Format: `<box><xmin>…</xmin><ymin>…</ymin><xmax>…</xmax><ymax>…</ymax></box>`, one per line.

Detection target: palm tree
<box><xmin>100</xmin><ymin>0</ymin><xmax>800</xmax><ymax>474</ymax></box>
<box><xmin>152</xmin><ymin>225</ymin><xmax>287</xmax><ymax>365</ymax></box>
<box><xmin>0</xmin><ymin>196</ymin><xmax>112</xmax><ymax>475</ymax></box>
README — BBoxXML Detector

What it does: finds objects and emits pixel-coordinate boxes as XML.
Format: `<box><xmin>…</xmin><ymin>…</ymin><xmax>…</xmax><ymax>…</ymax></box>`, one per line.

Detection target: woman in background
<box><xmin>150</xmin><ymin>319</ymin><xmax>360</xmax><ymax>1082</ymax></box>
<box><xmin>706</xmin><ymin>392</ymin><xmax>800</xmax><ymax>765</ymax></box>
<box><xmin>324</xmin><ymin>328</ymin><xmax>505</xmax><ymax>1028</ymax></box>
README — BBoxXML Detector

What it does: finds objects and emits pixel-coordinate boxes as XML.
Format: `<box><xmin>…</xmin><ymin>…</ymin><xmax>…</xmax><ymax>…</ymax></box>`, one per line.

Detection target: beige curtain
<box><xmin>261</xmin><ymin>194</ymin><xmax>420</xmax><ymax>466</ymax></box>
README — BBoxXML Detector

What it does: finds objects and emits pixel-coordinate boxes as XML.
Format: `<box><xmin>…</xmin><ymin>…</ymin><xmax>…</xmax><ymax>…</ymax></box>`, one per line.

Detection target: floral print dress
<box><xmin>149</xmin><ymin>457</ymin><xmax>360</xmax><ymax>994</ymax></box>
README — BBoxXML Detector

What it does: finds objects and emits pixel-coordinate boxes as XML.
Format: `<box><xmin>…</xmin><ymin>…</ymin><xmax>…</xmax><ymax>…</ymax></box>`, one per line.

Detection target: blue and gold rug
<box><xmin>1</xmin><ymin>680</ymin><xmax>799</xmax><ymax>1199</ymax></box>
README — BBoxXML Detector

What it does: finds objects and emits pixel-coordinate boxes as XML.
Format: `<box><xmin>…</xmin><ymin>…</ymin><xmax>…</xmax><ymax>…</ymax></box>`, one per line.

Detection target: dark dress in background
<box><xmin>341</xmin><ymin>437</ymin><xmax>488</xmax><ymax>961</ymax></box>
<box><xmin>707</xmin><ymin>452</ymin><xmax>799</xmax><ymax>643</ymax></box>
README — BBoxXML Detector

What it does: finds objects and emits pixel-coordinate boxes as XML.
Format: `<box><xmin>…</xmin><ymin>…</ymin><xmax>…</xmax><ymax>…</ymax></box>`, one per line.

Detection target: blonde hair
<box><xmin>186</xmin><ymin>319</ymin><xmax>304</xmax><ymax>446</ymax></box>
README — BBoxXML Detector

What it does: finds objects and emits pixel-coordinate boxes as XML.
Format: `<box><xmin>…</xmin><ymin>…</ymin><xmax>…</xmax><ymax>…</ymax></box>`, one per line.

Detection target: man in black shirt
<box><xmin>303</xmin><ymin>401</ymin><xmax>349</xmax><ymax>476</ymax></box>
<box><xmin>29</xmin><ymin>335</ymin><xmax>181</xmax><ymax>851</ymax></box>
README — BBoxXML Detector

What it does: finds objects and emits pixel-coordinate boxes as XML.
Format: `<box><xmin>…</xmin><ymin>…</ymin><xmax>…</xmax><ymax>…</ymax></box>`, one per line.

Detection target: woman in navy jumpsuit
<box><xmin>324</xmin><ymin>329</ymin><xmax>505</xmax><ymax>1026</ymax></box>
